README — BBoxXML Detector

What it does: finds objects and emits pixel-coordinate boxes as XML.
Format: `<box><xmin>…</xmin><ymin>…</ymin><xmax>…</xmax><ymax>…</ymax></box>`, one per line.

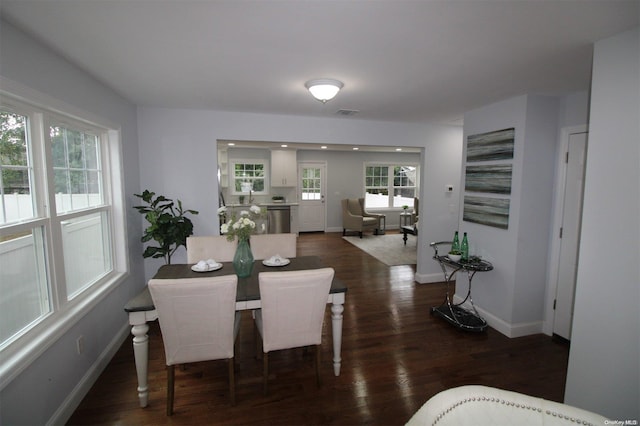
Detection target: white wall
<box><xmin>558</xmin><ymin>91</ymin><xmax>590</xmax><ymax>128</ymax></box>
<box><xmin>564</xmin><ymin>27</ymin><xmax>639</xmax><ymax>420</ymax></box>
<box><xmin>416</xmin><ymin>133</ymin><xmax>464</xmax><ymax>283</ymax></box>
<box><xmin>137</xmin><ymin>106</ymin><xmax>462</xmax><ymax>280</ymax></box>
<box><xmin>460</xmin><ymin>96</ymin><xmax>526</xmax><ymax>329</ymax></box>
<box><xmin>0</xmin><ymin>20</ymin><xmax>143</xmax><ymax>425</ymax></box>
<box><xmin>514</xmin><ymin>96</ymin><xmax>560</xmax><ymax>323</ymax></box>
<box><xmin>460</xmin><ymin>94</ymin><xmax>562</xmax><ymax>337</ymax></box>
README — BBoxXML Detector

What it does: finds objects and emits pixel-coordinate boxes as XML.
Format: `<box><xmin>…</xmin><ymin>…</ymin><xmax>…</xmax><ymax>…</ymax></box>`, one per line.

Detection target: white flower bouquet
<box><xmin>218</xmin><ymin>204</ymin><xmax>266</xmax><ymax>242</ymax></box>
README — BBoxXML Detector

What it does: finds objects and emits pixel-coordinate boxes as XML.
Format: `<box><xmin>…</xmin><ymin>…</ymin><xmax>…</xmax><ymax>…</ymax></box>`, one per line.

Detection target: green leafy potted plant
<box><xmin>447</xmin><ymin>249</ymin><xmax>462</xmax><ymax>262</ymax></box>
<box><xmin>133</xmin><ymin>189</ymin><xmax>198</xmax><ymax>264</ymax></box>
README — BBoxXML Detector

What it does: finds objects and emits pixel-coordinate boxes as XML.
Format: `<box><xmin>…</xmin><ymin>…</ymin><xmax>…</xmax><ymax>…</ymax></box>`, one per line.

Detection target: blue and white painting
<box><xmin>466</xmin><ymin>128</ymin><xmax>515</xmax><ymax>162</ymax></box>
<box><xmin>463</xmin><ymin>196</ymin><xmax>510</xmax><ymax>229</ymax></box>
<box><xmin>465</xmin><ymin>164</ymin><xmax>512</xmax><ymax>194</ymax></box>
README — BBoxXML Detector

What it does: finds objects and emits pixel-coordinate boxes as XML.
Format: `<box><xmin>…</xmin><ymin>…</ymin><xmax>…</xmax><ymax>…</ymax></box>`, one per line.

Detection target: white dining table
<box><xmin>124</xmin><ymin>256</ymin><xmax>347</xmax><ymax>408</ymax></box>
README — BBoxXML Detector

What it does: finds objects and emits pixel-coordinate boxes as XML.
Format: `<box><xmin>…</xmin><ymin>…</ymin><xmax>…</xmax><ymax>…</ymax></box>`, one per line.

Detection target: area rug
<box><xmin>342</xmin><ymin>233</ymin><xmax>417</xmax><ymax>266</ymax></box>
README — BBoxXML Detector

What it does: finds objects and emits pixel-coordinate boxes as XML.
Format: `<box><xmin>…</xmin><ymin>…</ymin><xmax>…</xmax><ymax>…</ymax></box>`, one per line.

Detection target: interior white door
<box><xmin>298</xmin><ymin>162</ymin><xmax>326</xmax><ymax>232</ymax></box>
<box><xmin>553</xmin><ymin>132</ymin><xmax>588</xmax><ymax>340</ymax></box>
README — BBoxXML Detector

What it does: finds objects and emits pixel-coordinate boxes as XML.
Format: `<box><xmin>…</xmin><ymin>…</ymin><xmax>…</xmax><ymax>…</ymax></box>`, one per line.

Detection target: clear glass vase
<box><xmin>233</xmin><ymin>237</ymin><xmax>254</xmax><ymax>278</ymax></box>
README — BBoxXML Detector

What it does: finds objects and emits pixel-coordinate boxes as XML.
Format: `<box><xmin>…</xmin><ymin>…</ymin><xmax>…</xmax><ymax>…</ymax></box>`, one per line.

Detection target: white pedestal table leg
<box><xmin>331</xmin><ymin>299</ymin><xmax>344</xmax><ymax>376</ymax></box>
<box><xmin>128</xmin><ymin>310</ymin><xmax>156</xmax><ymax>408</ymax></box>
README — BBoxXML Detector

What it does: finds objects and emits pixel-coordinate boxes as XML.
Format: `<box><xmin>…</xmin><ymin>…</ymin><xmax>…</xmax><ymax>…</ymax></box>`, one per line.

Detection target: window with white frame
<box><xmin>301</xmin><ymin>167</ymin><xmax>321</xmax><ymax>200</ymax></box>
<box><xmin>230</xmin><ymin>160</ymin><xmax>267</xmax><ymax>195</ymax></box>
<box><xmin>0</xmin><ymin>95</ymin><xmax>125</xmax><ymax>362</ymax></box>
<box><xmin>364</xmin><ymin>163</ymin><xmax>418</xmax><ymax>208</ymax></box>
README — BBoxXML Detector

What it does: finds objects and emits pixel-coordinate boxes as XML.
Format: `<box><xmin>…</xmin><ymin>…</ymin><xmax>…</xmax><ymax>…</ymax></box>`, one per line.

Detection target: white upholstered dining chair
<box><xmin>254</xmin><ymin>267</ymin><xmax>335</xmax><ymax>395</ymax></box>
<box><xmin>148</xmin><ymin>275</ymin><xmax>240</xmax><ymax>414</ymax></box>
<box><xmin>186</xmin><ymin>236</ymin><xmax>237</xmax><ymax>263</ymax></box>
<box><xmin>249</xmin><ymin>233</ymin><xmax>297</xmax><ymax>260</ymax></box>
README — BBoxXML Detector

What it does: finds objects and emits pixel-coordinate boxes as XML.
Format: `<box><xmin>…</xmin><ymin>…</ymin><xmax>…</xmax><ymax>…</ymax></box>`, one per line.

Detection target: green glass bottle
<box><xmin>451</xmin><ymin>231</ymin><xmax>460</xmax><ymax>253</ymax></box>
<box><xmin>461</xmin><ymin>232</ymin><xmax>469</xmax><ymax>262</ymax></box>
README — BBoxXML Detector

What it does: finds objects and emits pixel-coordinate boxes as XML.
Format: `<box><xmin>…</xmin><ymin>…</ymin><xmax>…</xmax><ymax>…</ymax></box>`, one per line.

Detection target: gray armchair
<box><xmin>341</xmin><ymin>198</ymin><xmax>383</xmax><ymax>238</ymax></box>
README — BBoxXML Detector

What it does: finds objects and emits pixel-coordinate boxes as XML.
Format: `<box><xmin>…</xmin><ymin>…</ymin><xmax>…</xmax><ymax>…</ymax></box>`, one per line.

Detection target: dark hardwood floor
<box><xmin>67</xmin><ymin>231</ymin><xmax>569</xmax><ymax>425</ymax></box>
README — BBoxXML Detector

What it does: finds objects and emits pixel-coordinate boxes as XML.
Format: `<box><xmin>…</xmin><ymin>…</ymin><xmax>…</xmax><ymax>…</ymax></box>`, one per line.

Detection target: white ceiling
<box><xmin>1</xmin><ymin>0</ymin><xmax>638</xmax><ymax>125</ymax></box>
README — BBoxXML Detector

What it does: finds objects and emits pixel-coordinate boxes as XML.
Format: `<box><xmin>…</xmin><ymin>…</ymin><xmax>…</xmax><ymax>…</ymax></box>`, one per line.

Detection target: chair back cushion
<box><xmin>258</xmin><ymin>268</ymin><xmax>334</xmax><ymax>352</ymax></box>
<box><xmin>187</xmin><ymin>236</ymin><xmax>237</xmax><ymax>263</ymax></box>
<box><xmin>149</xmin><ymin>275</ymin><xmax>238</xmax><ymax>365</ymax></box>
<box><xmin>250</xmin><ymin>233</ymin><xmax>297</xmax><ymax>260</ymax></box>
<box><xmin>346</xmin><ymin>198</ymin><xmax>363</xmax><ymax>215</ymax></box>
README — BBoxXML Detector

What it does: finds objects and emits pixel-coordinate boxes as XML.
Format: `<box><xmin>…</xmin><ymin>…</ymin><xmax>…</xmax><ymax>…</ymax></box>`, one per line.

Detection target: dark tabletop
<box><xmin>125</xmin><ymin>256</ymin><xmax>347</xmax><ymax>313</ymax></box>
<box><xmin>434</xmin><ymin>255</ymin><xmax>493</xmax><ymax>272</ymax></box>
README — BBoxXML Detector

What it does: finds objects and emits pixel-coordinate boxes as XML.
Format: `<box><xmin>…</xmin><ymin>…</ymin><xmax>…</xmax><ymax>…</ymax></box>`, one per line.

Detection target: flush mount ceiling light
<box><xmin>305</xmin><ymin>79</ymin><xmax>343</xmax><ymax>103</ymax></box>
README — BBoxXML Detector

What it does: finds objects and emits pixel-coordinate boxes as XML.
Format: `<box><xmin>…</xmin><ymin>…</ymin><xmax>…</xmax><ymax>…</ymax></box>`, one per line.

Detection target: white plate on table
<box><xmin>191</xmin><ymin>263</ymin><xmax>223</xmax><ymax>272</ymax></box>
<box><xmin>262</xmin><ymin>258</ymin><xmax>290</xmax><ymax>267</ymax></box>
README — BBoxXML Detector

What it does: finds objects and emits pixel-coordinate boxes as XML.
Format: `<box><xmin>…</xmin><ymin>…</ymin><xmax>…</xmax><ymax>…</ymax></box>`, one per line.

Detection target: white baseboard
<box><xmin>47</xmin><ymin>322</ymin><xmax>131</xmax><ymax>426</ymax></box>
<box><xmin>451</xmin><ymin>295</ymin><xmax>543</xmax><ymax>338</ymax></box>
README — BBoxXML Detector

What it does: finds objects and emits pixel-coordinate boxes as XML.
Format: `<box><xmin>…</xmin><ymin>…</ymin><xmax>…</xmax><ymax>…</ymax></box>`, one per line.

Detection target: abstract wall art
<box><xmin>463</xmin><ymin>127</ymin><xmax>515</xmax><ymax>229</ymax></box>
<box><xmin>464</xmin><ymin>164</ymin><xmax>512</xmax><ymax>194</ymax></box>
<box><xmin>463</xmin><ymin>196</ymin><xmax>510</xmax><ymax>229</ymax></box>
<box><xmin>466</xmin><ymin>128</ymin><xmax>515</xmax><ymax>162</ymax></box>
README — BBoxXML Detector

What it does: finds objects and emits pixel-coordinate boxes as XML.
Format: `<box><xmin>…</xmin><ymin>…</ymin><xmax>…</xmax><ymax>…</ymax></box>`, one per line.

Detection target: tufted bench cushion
<box><xmin>406</xmin><ymin>385</ymin><xmax>608</xmax><ymax>426</ymax></box>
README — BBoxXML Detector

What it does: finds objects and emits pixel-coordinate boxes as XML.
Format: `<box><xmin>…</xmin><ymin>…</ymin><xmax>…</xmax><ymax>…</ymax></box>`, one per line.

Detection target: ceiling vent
<box><xmin>336</xmin><ymin>109</ymin><xmax>360</xmax><ymax>116</ymax></box>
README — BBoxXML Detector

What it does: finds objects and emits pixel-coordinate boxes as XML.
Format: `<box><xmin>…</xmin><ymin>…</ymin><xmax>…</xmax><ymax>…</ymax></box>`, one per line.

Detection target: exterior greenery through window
<box><xmin>51</xmin><ymin>126</ymin><xmax>102</xmax><ymax>213</ymax></box>
<box><xmin>0</xmin><ymin>112</ymin><xmax>29</xmax><ymax>200</ymax></box>
<box><xmin>0</xmin><ymin>99</ymin><xmax>121</xmax><ymax>354</ymax></box>
<box><xmin>301</xmin><ymin>167</ymin><xmax>321</xmax><ymax>200</ymax></box>
<box><xmin>232</xmin><ymin>161</ymin><xmax>266</xmax><ymax>194</ymax></box>
<box><xmin>365</xmin><ymin>164</ymin><xmax>418</xmax><ymax>208</ymax></box>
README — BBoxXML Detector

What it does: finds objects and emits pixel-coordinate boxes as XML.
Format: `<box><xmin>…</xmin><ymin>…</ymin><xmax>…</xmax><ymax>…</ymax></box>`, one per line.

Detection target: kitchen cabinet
<box><xmin>271</xmin><ymin>150</ymin><xmax>297</xmax><ymax>187</ymax></box>
<box><xmin>218</xmin><ymin>149</ymin><xmax>228</xmax><ymax>187</ymax></box>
